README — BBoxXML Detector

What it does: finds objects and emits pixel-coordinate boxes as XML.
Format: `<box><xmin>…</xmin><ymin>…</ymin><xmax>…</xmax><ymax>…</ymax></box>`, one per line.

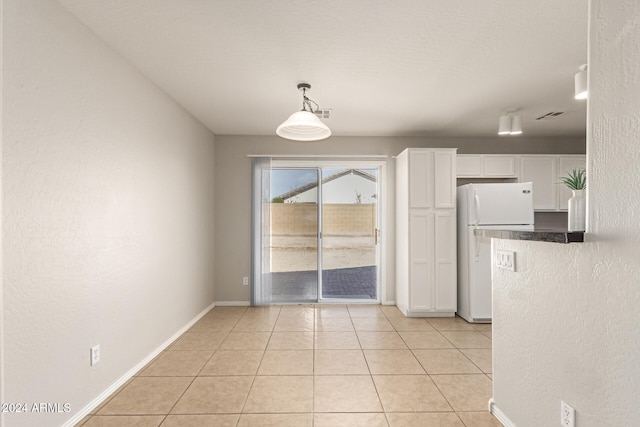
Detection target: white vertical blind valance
<box><xmin>251</xmin><ymin>157</ymin><xmax>272</xmax><ymax>306</ymax></box>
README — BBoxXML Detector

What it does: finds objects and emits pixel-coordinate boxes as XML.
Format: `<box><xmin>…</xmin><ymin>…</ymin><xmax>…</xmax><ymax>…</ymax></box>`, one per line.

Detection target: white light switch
<box><xmin>495</xmin><ymin>250</ymin><xmax>516</xmax><ymax>271</ymax></box>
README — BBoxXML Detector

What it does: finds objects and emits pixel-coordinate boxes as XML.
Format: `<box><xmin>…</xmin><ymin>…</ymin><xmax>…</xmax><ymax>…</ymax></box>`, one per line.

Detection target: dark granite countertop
<box><xmin>474</xmin><ymin>228</ymin><xmax>585</xmax><ymax>244</ymax></box>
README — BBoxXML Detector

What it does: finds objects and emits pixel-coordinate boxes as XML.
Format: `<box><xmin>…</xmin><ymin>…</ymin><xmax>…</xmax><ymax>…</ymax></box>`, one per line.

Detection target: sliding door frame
<box><xmin>271</xmin><ymin>159</ymin><xmax>386</xmax><ymax>304</ymax></box>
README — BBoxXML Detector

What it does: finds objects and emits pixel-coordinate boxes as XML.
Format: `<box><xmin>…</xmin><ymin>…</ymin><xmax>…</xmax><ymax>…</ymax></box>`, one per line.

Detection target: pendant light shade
<box><xmin>276</xmin><ymin>110</ymin><xmax>331</xmax><ymax>141</ymax></box>
<box><xmin>498</xmin><ymin>110</ymin><xmax>523</xmax><ymax>136</ymax></box>
<box><xmin>276</xmin><ymin>83</ymin><xmax>331</xmax><ymax>142</ymax></box>
<box><xmin>510</xmin><ymin>114</ymin><xmax>523</xmax><ymax>135</ymax></box>
<box><xmin>498</xmin><ymin>115</ymin><xmax>512</xmax><ymax>135</ymax></box>
<box><xmin>574</xmin><ymin>64</ymin><xmax>588</xmax><ymax>100</ymax></box>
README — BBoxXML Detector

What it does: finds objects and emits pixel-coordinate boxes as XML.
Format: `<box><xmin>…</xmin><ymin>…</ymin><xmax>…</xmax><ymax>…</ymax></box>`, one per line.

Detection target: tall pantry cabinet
<box><xmin>395</xmin><ymin>148</ymin><xmax>457</xmax><ymax>317</ymax></box>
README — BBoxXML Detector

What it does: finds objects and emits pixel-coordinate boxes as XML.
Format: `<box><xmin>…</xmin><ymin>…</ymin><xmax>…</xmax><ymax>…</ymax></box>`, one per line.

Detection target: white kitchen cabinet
<box><xmin>518</xmin><ymin>155</ymin><xmax>586</xmax><ymax>211</ymax></box>
<box><xmin>396</xmin><ymin>148</ymin><xmax>457</xmax><ymax>317</ymax></box>
<box><xmin>456</xmin><ymin>155</ymin><xmax>483</xmax><ymax>177</ymax></box>
<box><xmin>409</xmin><ymin>150</ymin><xmax>432</xmax><ymax>208</ymax></box>
<box><xmin>484</xmin><ymin>155</ymin><xmax>517</xmax><ymax>177</ymax></box>
<box><xmin>434</xmin><ymin>151</ymin><xmax>456</xmax><ymax>208</ymax></box>
<box><xmin>456</xmin><ymin>155</ymin><xmax>518</xmax><ymax>178</ymax></box>
<box><xmin>558</xmin><ymin>156</ymin><xmax>587</xmax><ymax>210</ymax></box>
<box><xmin>434</xmin><ymin>210</ymin><xmax>457</xmax><ymax>310</ymax></box>
<box><xmin>457</xmin><ymin>153</ymin><xmax>586</xmax><ymax>211</ymax></box>
<box><xmin>520</xmin><ymin>156</ymin><xmax>558</xmax><ymax>210</ymax></box>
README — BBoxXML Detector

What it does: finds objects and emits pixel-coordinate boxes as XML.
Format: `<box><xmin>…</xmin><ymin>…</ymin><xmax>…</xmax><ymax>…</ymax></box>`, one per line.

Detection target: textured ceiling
<box><xmin>57</xmin><ymin>0</ymin><xmax>589</xmax><ymax>138</ymax></box>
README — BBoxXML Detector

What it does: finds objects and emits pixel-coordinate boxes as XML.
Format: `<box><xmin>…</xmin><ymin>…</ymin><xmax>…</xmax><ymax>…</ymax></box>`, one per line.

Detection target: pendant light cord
<box><xmin>301</xmin><ymin>88</ymin><xmax>321</xmax><ymax>113</ymax></box>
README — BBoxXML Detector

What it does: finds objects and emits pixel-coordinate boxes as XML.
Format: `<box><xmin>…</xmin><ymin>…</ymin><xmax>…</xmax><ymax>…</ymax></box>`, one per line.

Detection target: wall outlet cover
<box><xmin>561</xmin><ymin>400</ymin><xmax>575</xmax><ymax>427</ymax></box>
<box><xmin>90</xmin><ymin>345</ymin><xmax>100</xmax><ymax>366</ymax></box>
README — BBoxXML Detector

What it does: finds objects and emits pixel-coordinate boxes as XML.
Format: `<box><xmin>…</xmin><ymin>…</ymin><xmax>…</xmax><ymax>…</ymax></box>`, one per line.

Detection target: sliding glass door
<box><xmin>320</xmin><ymin>168</ymin><xmax>378</xmax><ymax>300</ymax></box>
<box><xmin>269</xmin><ymin>168</ymin><xmax>320</xmax><ymax>303</ymax></box>
<box><xmin>252</xmin><ymin>159</ymin><xmax>382</xmax><ymax>305</ymax></box>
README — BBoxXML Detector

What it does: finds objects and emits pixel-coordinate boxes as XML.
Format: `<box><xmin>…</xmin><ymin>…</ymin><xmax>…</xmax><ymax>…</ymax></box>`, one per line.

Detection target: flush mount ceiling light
<box><xmin>276</xmin><ymin>83</ymin><xmax>331</xmax><ymax>142</ymax></box>
<box><xmin>498</xmin><ymin>110</ymin><xmax>523</xmax><ymax>136</ymax></box>
<box><xmin>574</xmin><ymin>64</ymin><xmax>588</xmax><ymax>100</ymax></box>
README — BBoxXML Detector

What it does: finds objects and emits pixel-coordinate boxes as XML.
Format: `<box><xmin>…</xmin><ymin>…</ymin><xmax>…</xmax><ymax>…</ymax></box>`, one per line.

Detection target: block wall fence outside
<box><xmin>270</xmin><ymin>203</ymin><xmax>377</xmax><ymax>236</ymax></box>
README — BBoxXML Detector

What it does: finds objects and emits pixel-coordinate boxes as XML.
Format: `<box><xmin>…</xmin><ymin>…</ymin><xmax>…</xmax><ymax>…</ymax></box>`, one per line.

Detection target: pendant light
<box><xmin>497</xmin><ymin>110</ymin><xmax>523</xmax><ymax>136</ymax></box>
<box><xmin>498</xmin><ymin>115</ymin><xmax>512</xmax><ymax>135</ymax></box>
<box><xmin>510</xmin><ymin>114</ymin><xmax>523</xmax><ymax>135</ymax></box>
<box><xmin>574</xmin><ymin>64</ymin><xmax>588</xmax><ymax>100</ymax></box>
<box><xmin>276</xmin><ymin>83</ymin><xmax>331</xmax><ymax>141</ymax></box>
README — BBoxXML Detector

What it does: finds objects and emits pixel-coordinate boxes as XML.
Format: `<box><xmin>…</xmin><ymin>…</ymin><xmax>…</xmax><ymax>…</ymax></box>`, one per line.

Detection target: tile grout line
<box><xmin>162</xmin><ymin>311</ymin><xmax>244</xmax><ymax>422</ymax></box>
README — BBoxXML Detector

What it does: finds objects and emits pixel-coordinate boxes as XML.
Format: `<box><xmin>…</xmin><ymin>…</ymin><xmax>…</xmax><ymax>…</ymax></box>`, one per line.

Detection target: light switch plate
<box><xmin>495</xmin><ymin>250</ymin><xmax>516</xmax><ymax>271</ymax></box>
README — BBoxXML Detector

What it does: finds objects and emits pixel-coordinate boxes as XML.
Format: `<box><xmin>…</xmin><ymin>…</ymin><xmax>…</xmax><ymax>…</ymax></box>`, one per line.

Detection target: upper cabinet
<box><xmin>433</xmin><ymin>151</ymin><xmax>457</xmax><ymax>208</ymax></box>
<box><xmin>456</xmin><ymin>154</ymin><xmax>586</xmax><ymax>212</ymax></box>
<box><xmin>520</xmin><ymin>156</ymin><xmax>558</xmax><ymax>210</ymax></box>
<box><xmin>520</xmin><ymin>155</ymin><xmax>586</xmax><ymax>211</ymax></box>
<box><xmin>456</xmin><ymin>155</ymin><xmax>518</xmax><ymax>178</ymax></box>
<box><xmin>410</xmin><ymin>149</ymin><xmax>456</xmax><ymax>209</ymax></box>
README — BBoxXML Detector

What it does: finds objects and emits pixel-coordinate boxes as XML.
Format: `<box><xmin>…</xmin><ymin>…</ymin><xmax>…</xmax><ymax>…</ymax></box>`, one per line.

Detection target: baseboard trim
<box><xmin>215</xmin><ymin>300</ymin><xmax>251</xmax><ymax>306</ymax></box>
<box><xmin>215</xmin><ymin>300</ymin><xmax>394</xmax><ymax>307</ymax></box>
<box><xmin>62</xmin><ymin>301</ymin><xmax>216</xmax><ymax>427</ymax></box>
<box><xmin>489</xmin><ymin>398</ymin><xmax>517</xmax><ymax>427</ymax></box>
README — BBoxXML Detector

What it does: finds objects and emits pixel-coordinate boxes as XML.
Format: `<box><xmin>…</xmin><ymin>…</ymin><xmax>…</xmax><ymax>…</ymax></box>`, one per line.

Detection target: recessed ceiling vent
<box><xmin>313</xmin><ymin>109</ymin><xmax>332</xmax><ymax>119</ymax></box>
<box><xmin>535</xmin><ymin>111</ymin><xmax>565</xmax><ymax>120</ymax></box>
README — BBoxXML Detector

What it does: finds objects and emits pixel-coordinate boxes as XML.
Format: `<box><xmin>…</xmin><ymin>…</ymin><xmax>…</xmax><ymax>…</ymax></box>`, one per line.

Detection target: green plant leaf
<box><xmin>559</xmin><ymin>168</ymin><xmax>586</xmax><ymax>190</ymax></box>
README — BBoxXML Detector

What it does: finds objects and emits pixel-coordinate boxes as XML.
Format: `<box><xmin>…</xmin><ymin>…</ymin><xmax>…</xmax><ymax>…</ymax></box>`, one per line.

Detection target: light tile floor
<box><xmin>77</xmin><ymin>305</ymin><xmax>500</xmax><ymax>427</ymax></box>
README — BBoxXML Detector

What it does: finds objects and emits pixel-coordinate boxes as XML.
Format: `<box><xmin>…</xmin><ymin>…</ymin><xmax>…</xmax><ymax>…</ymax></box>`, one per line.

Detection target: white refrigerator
<box><xmin>456</xmin><ymin>183</ymin><xmax>534</xmax><ymax>322</ymax></box>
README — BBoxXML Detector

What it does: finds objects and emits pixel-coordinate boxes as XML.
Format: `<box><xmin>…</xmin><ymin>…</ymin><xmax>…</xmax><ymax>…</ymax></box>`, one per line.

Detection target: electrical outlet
<box><xmin>90</xmin><ymin>345</ymin><xmax>100</xmax><ymax>366</ymax></box>
<box><xmin>495</xmin><ymin>250</ymin><xmax>516</xmax><ymax>271</ymax></box>
<box><xmin>242</xmin><ymin>276</ymin><xmax>249</xmax><ymax>286</ymax></box>
<box><xmin>561</xmin><ymin>401</ymin><xmax>575</xmax><ymax>427</ymax></box>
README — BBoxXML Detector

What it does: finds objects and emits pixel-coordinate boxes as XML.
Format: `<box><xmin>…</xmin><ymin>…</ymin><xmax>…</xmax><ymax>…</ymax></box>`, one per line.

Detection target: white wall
<box><xmin>2</xmin><ymin>1</ymin><xmax>216</xmax><ymax>425</ymax></box>
<box><xmin>491</xmin><ymin>1</ymin><xmax>640</xmax><ymax>426</ymax></box>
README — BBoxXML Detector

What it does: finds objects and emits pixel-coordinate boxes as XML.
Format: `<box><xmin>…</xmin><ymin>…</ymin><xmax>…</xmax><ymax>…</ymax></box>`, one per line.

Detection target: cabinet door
<box><xmin>409</xmin><ymin>210</ymin><xmax>434</xmax><ymax>311</ymax></box>
<box><xmin>520</xmin><ymin>156</ymin><xmax>558</xmax><ymax>210</ymax></box>
<box><xmin>456</xmin><ymin>155</ymin><xmax>482</xmax><ymax>177</ymax></box>
<box><xmin>483</xmin><ymin>155</ymin><xmax>517</xmax><ymax>177</ymax></box>
<box><xmin>434</xmin><ymin>210</ymin><xmax>457</xmax><ymax>310</ymax></box>
<box><xmin>434</xmin><ymin>151</ymin><xmax>456</xmax><ymax>208</ymax></box>
<box><xmin>409</xmin><ymin>151</ymin><xmax>433</xmax><ymax>208</ymax></box>
<box><xmin>558</xmin><ymin>156</ymin><xmax>586</xmax><ymax>210</ymax></box>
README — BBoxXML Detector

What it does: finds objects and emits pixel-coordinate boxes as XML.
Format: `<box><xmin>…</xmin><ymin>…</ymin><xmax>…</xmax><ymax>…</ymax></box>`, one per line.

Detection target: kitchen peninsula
<box><xmin>474</xmin><ymin>227</ymin><xmax>584</xmax><ymax>243</ymax></box>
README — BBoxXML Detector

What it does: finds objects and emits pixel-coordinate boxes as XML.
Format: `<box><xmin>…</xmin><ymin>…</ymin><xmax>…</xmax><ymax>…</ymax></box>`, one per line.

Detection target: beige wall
<box><xmin>2</xmin><ymin>1</ymin><xmax>216</xmax><ymax>425</ymax></box>
<box><xmin>214</xmin><ymin>135</ymin><xmax>585</xmax><ymax>303</ymax></box>
<box><xmin>491</xmin><ymin>1</ymin><xmax>640</xmax><ymax>425</ymax></box>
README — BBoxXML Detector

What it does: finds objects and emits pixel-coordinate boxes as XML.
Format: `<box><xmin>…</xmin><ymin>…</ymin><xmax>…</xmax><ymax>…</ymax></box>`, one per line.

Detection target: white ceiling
<box><xmin>57</xmin><ymin>0</ymin><xmax>589</xmax><ymax>138</ymax></box>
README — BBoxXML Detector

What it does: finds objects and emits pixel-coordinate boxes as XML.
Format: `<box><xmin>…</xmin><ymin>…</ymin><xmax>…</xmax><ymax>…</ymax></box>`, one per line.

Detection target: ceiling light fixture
<box><xmin>498</xmin><ymin>110</ymin><xmax>523</xmax><ymax>136</ymax></box>
<box><xmin>276</xmin><ymin>83</ymin><xmax>331</xmax><ymax>141</ymax></box>
<box><xmin>574</xmin><ymin>64</ymin><xmax>588</xmax><ymax>100</ymax></box>
<box><xmin>498</xmin><ymin>114</ymin><xmax>512</xmax><ymax>135</ymax></box>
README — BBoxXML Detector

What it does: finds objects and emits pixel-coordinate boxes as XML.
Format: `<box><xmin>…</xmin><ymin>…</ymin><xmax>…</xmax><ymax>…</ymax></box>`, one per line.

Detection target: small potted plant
<box><xmin>560</xmin><ymin>169</ymin><xmax>586</xmax><ymax>232</ymax></box>
<box><xmin>560</xmin><ymin>168</ymin><xmax>586</xmax><ymax>191</ymax></box>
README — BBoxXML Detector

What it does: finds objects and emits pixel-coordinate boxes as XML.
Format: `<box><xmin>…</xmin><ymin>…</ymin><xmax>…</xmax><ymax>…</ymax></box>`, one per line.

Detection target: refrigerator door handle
<box><xmin>474</xmin><ymin>193</ymin><xmax>480</xmax><ymax>228</ymax></box>
<box><xmin>473</xmin><ymin>192</ymin><xmax>481</xmax><ymax>258</ymax></box>
<box><xmin>474</xmin><ymin>232</ymin><xmax>480</xmax><ymax>258</ymax></box>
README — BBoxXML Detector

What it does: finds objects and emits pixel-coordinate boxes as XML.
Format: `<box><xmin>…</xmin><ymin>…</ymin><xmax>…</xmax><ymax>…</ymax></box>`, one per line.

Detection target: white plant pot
<box><xmin>568</xmin><ymin>189</ymin><xmax>586</xmax><ymax>232</ymax></box>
